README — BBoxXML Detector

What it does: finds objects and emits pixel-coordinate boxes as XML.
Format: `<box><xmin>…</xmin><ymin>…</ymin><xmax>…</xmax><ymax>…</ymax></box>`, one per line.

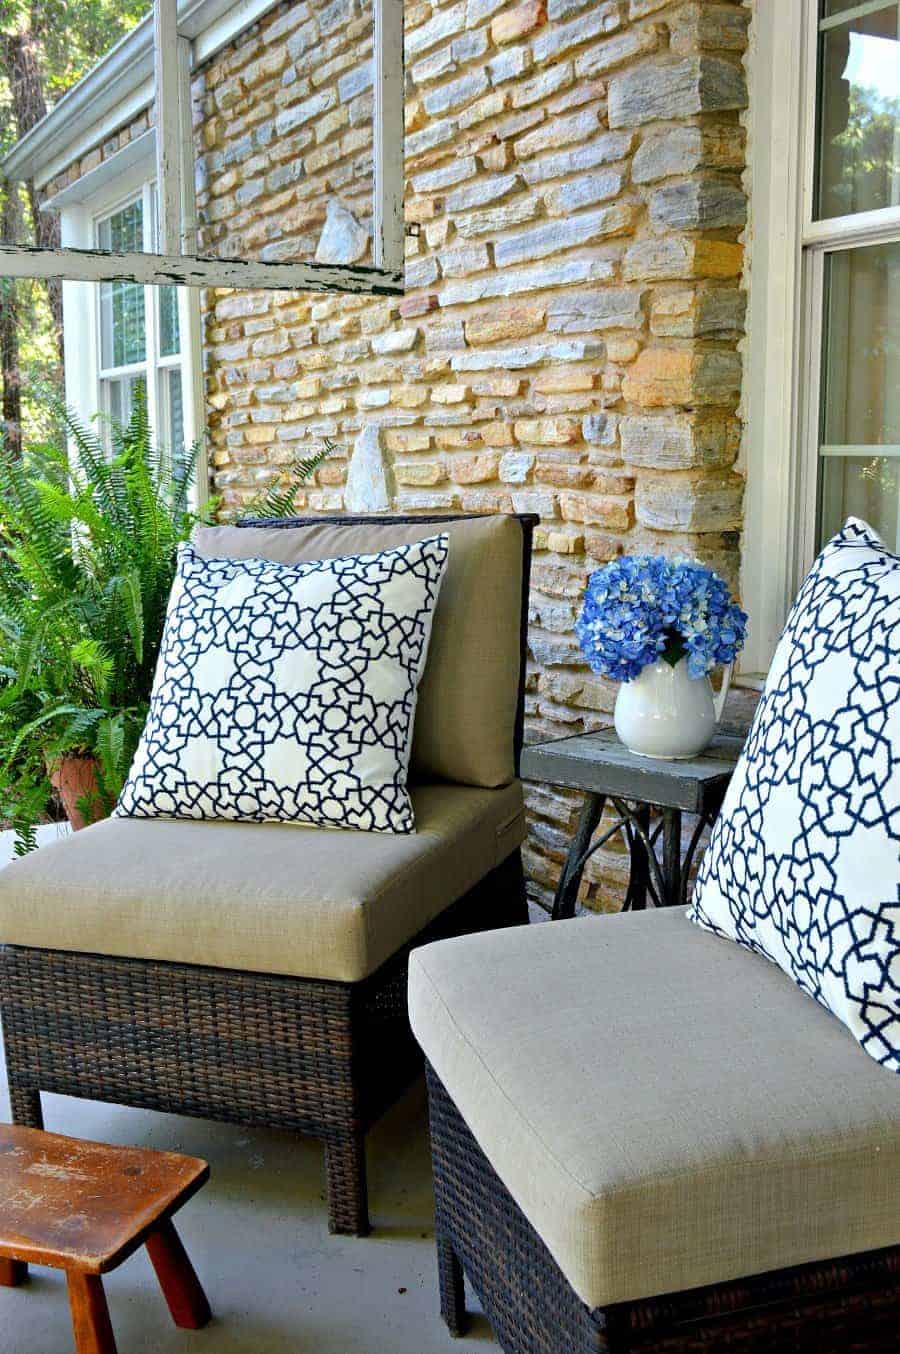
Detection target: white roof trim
<box><xmin>41</xmin><ymin>131</ymin><xmax>157</xmax><ymax>210</ymax></box>
<box><xmin>3</xmin><ymin>0</ymin><xmax>281</xmax><ymax>186</ymax></box>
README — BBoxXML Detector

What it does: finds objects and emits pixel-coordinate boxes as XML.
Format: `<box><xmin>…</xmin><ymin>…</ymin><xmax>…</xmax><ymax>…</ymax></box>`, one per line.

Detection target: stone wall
<box><xmin>196</xmin><ymin>0</ymin><xmax>751</xmax><ymax>911</ymax></box>
<box><xmin>46</xmin><ymin>0</ymin><xmax>753</xmax><ymax>913</ymax></box>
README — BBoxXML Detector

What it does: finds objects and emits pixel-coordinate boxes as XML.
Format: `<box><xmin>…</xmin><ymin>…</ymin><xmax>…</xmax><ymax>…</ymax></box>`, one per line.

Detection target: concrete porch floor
<box><xmin>0</xmin><ymin>833</ymin><xmax>498</xmax><ymax>1353</ymax></box>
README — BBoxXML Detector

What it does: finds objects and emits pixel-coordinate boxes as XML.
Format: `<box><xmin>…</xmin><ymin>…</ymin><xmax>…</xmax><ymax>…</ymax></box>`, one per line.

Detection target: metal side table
<box><xmin>522</xmin><ymin>729</ymin><xmax>743</xmax><ymax>919</ymax></box>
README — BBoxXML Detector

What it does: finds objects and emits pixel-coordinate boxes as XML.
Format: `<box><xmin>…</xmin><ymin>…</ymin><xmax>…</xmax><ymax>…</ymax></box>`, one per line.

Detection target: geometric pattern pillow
<box><xmin>117</xmin><ymin>535</ymin><xmax>448</xmax><ymax>833</ymax></box>
<box><xmin>690</xmin><ymin>519</ymin><xmax>900</xmax><ymax>1073</ymax></box>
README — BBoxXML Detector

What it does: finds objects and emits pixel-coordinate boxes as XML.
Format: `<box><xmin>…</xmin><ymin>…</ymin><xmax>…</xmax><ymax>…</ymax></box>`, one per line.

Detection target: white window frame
<box><xmin>95</xmin><ymin>185</ymin><xmax>179</xmax><ymax>446</ymax></box>
<box><xmin>59</xmin><ymin>149</ymin><xmax>207</xmax><ymax>502</ymax></box>
<box><xmin>1</xmin><ymin>0</ymin><xmax>404</xmax><ymax>297</ymax></box>
<box><xmin>743</xmin><ymin>0</ymin><xmax>900</xmax><ymax>672</ymax></box>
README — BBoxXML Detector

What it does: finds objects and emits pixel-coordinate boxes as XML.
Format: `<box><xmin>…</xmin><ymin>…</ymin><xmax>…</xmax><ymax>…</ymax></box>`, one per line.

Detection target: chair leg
<box><xmin>324</xmin><ymin>1130</ymin><xmax>370</xmax><ymax>1237</ymax></box>
<box><xmin>145</xmin><ymin>1218</ymin><xmax>211</xmax><ymax>1330</ymax></box>
<box><xmin>507</xmin><ymin>848</ymin><xmax>530</xmax><ymax>926</ymax></box>
<box><xmin>437</xmin><ymin>1234</ymin><xmax>468</xmax><ymax>1337</ymax></box>
<box><xmin>8</xmin><ymin>1084</ymin><xmax>43</xmax><ymax>1129</ymax></box>
<box><xmin>0</xmin><ymin>1257</ymin><xmax>27</xmax><ymax>1286</ymax></box>
<box><xmin>66</xmin><ymin>1271</ymin><xmax>117</xmax><ymax>1354</ymax></box>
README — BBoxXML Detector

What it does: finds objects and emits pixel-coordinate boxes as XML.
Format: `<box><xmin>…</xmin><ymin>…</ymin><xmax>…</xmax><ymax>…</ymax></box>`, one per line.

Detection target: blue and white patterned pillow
<box><xmin>690</xmin><ymin>519</ymin><xmax>900</xmax><ymax>1072</ymax></box>
<box><xmin>117</xmin><ymin>534</ymin><xmax>449</xmax><ymax>833</ymax></box>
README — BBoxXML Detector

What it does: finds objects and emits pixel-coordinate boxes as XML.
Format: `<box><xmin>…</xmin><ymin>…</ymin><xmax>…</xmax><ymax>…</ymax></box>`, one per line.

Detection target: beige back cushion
<box><xmin>192</xmin><ymin>515</ymin><xmax>524</xmax><ymax>787</ymax></box>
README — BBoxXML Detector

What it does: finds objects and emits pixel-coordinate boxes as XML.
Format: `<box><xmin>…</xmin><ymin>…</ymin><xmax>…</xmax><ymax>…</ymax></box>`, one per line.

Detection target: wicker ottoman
<box><xmin>409</xmin><ymin>910</ymin><xmax>900</xmax><ymax>1353</ymax></box>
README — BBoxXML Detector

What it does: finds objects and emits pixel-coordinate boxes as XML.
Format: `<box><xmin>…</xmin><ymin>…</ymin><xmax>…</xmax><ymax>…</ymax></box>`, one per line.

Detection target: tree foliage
<box><xmin>0</xmin><ymin>2</ymin><xmax>150</xmax><ymax>448</ymax></box>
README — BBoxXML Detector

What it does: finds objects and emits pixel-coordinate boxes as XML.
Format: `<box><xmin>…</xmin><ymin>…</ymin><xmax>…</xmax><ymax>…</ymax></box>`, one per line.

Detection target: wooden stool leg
<box><xmin>145</xmin><ymin>1219</ymin><xmax>211</xmax><ymax>1330</ymax></box>
<box><xmin>66</xmin><ymin>1272</ymin><xmax>117</xmax><ymax>1354</ymax></box>
<box><xmin>0</xmin><ymin>1256</ymin><xmax>27</xmax><ymax>1286</ymax></box>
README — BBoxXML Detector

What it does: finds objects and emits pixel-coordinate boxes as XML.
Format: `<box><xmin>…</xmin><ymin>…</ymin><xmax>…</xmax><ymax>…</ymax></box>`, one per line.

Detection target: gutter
<box><xmin>3</xmin><ymin>0</ymin><xmax>282</xmax><ymax>186</ymax></box>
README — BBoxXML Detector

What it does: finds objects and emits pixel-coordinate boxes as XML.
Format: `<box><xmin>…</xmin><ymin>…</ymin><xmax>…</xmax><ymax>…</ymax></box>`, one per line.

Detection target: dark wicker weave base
<box><xmin>426</xmin><ymin>1064</ymin><xmax>900</xmax><ymax>1354</ymax></box>
<box><xmin>0</xmin><ymin>851</ymin><xmax>527</xmax><ymax>1237</ymax></box>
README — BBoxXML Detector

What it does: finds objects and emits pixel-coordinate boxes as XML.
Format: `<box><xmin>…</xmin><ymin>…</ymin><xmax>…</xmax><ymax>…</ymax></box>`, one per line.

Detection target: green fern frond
<box><xmin>244</xmin><ymin>440</ymin><xmax>335</xmax><ymax>520</ymax></box>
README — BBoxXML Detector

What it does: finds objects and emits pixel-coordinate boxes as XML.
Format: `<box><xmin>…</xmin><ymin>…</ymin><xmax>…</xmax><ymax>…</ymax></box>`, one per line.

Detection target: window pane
<box><xmin>159</xmin><ymin>288</ymin><xmax>180</xmax><ymax>358</ymax></box>
<box><xmin>98</xmin><ymin>200</ymin><xmax>146</xmax><ymax>368</ymax></box>
<box><xmin>818</xmin><ymin>243</ymin><xmax>900</xmax><ymax>549</ymax></box>
<box><xmin>816</xmin><ymin>2</ymin><xmax>900</xmax><ymax>219</ymax></box>
<box><xmin>101</xmin><ymin>373</ymin><xmax>146</xmax><ymax>433</ymax></box>
<box><xmin>164</xmin><ymin>367</ymin><xmax>185</xmax><ymax>458</ymax></box>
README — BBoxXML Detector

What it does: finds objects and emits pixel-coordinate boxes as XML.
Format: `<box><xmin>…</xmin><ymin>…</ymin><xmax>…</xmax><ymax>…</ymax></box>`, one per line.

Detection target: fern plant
<box><xmin>0</xmin><ymin>392</ymin><xmax>330</xmax><ymax>850</ymax></box>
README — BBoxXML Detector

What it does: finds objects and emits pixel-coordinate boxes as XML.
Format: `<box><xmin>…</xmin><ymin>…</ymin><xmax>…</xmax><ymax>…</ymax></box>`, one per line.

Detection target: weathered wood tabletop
<box><xmin>522</xmin><ymin>728</ymin><xmax>745</xmax><ymax>916</ymax></box>
<box><xmin>0</xmin><ymin>1123</ymin><xmax>212</xmax><ymax>1353</ymax></box>
<box><xmin>522</xmin><ymin>728</ymin><xmax>744</xmax><ymax>814</ymax></box>
<box><xmin>0</xmin><ymin>1123</ymin><xmax>208</xmax><ymax>1274</ymax></box>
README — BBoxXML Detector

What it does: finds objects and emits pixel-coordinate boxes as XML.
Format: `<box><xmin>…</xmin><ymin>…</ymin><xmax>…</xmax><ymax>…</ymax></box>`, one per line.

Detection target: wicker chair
<box><xmin>410</xmin><ymin>908</ymin><xmax>900</xmax><ymax>1353</ymax></box>
<box><xmin>0</xmin><ymin>512</ymin><xmax>536</xmax><ymax>1237</ymax></box>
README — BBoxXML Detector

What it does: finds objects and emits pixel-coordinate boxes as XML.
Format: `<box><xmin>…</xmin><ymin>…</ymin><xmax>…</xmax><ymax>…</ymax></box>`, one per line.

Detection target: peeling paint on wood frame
<box><xmin>0</xmin><ymin>244</ymin><xmax>404</xmax><ymax>295</ymax></box>
<box><xmin>0</xmin><ymin>0</ymin><xmax>406</xmax><ymax>297</ymax></box>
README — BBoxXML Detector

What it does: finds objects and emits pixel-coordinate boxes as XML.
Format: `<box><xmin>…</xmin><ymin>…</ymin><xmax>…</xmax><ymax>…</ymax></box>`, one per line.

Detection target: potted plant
<box><xmin>575</xmin><ymin>555</ymin><xmax>747</xmax><ymax>760</ymax></box>
<box><xmin>0</xmin><ymin>391</ymin><xmax>328</xmax><ymax>847</ymax></box>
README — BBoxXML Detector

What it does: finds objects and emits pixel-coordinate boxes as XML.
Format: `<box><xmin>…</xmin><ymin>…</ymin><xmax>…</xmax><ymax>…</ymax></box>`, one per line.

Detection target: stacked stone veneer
<box><xmin>50</xmin><ymin>0</ymin><xmax>754</xmax><ymax>912</ymax></box>
<box><xmin>195</xmin><ymin>0</ymin><xmax>751</xmax><ymax>911</ymax></box>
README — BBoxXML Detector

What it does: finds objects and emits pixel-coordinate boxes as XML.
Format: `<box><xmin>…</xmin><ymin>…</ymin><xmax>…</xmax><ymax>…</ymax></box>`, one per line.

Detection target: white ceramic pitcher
<box><xmin>614</xmin><ymin>657</ymin><xmax>732</xmax><ymax>760</ymax></box>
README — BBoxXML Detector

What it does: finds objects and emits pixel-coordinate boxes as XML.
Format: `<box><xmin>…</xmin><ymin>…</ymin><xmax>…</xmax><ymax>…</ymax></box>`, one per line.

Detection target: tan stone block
<box><xmin>459</xmin><ymin>488</ymin><xmax>514</xmax><ymax>513</ymax></box>
<box><xmin>584</xmin><ymin>530</ymin><xmax>624</xmax><ymax>561</ymax></box>
<box><xmin>624</xmin><ymin>237</ymin><xmax>743</xmax><ymax>282</ymax></box>
<box><xmin>622</xmin><ymin>348</ymin><xmax>742</xmax><ymax>408</ymax></box>
<box><xmin>533</xmin><ymin>370</ymin><xmax>596</xmax><ymax>394</ymax></box>
<box><xmin>465</xmin><ymin>303</ymin><xmax>546</xmax><ymax>345</ymax></box>
<box><xmin>545</xmin><ymin>529</ymin><xmax>585</xmax><ymax>554</ymax></box>
<box><xmin>513</xmin><ymin>417</ymin><xmax>580</xmax><ymax>445</ymax></box>
<box><xmin>479</xmin><ymin>143</ymin><xmax>513</xmax><ymax>171</ymax></box>
<box><xmin>392</xmin><ymin>385</ymin><xmax>430</xmax><ymax>408</ymax></box>
<box><xmin>385</xmin><ymin>429</ymin><xmax>432</xmax><ymax>453</ymax></box>
<box><xmin>453</xmin><ymin>452</ymin><xmax>501</xmax><ymax>483</ymax></box>
<box><xmin>431</xmin><ymin>384</ymin><xmax>471</xmax><ymax>404</ymax></box>
<box><xmin>435</xmin><ymin>426</ymin><xmax>483</xmax><ymax>448</ymax></box>
<box><xmin>317</xmin><ymin>462</ymin><xmax>346</xmax><ymax>486</ymax></box>
<box><xmin>459</xmin><ymin>91</ymin><xmax>509</xmax><ymax>130</ymax></box>
<box><xmin>481</xmin><ymin>421</ymin><xmax>516</xmax><ymax>447</ymax></box>
<box><xmin>395</xmin><ymin>461</ymin><xmax>447</xmax><ymax>486</ymax></box>
<box><xmin>607</xmin><ymin>338</ymin><xmax>640</xmax><ymax>364</ymax></box>
<box><xmin>492</xmin><ymin>0</ymin><xmax>547</xmax><ymax>46</ymax></box>
<box><xmin>559</xmin><ymin>491</ymin><xmax>634</xmax><ymax>530</ymax></box>
<box><xmin>471</xmin><ymin>375</ymin><xmax>523</xmax><ymax>397</ymax></box>
<box><xmin>316</xmin><ymin>106</ymin><xmax>349</xmax><ymax>143</ymax></box>
<box><xmin>537</xmin><ymin>464</ymin><xmax>594</xmax><ymax>489</ymax></box>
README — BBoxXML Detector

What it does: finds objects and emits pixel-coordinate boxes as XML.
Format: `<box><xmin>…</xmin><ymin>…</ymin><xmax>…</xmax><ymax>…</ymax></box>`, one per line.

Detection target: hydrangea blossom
<box><xmin>575</xmin><ymin>555</ymin><xmax>747</xmax><ymax>682</ymax></box>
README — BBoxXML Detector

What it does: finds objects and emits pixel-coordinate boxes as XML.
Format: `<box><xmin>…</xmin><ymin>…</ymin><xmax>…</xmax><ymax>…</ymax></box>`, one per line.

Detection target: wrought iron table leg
<box><xmin>552</xmin><ymin>793</ymin><xmax>605</xmax><ymax>919</ymax></box>
<box><xmin>624</xmin><ymin>806</ymin><xmax>651</xmax><ymax>910</ymax></box>
<box><xmin>661</xmin><ymin>809</ymin><xmax>682</xmax><ymax>907</ymax></box>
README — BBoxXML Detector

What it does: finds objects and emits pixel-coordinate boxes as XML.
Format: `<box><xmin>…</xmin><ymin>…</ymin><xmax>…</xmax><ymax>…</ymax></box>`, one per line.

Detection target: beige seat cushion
<box><xmin>409</xmin><ymin>907</ymin><xmax>900</xmax><ymax>1310</ymax></box>
<box><xmin>193</xmin><ymin>515</ymin><xmax>524</xmax><ymax>789</ymax></box>
<box><xmin>0</xmin><ymin>783</ymin><xmax>525</xmax><ymax>984</ymax></box>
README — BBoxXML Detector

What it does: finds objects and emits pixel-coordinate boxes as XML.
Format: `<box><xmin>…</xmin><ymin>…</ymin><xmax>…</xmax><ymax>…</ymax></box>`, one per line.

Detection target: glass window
<box><xmin>98</xmin><ymin>201</ymin><xmax>146</xmax><ymax>369</ymax></box>
<box><xmin>159</xmin><ymin>287</ymin><xmax>180</xmax><ymax>358</ymax></box>
<box><xmin>818</xmin><ymin>242</ymin><xmax>900</xmax><ymax>549</ymax></box>
<box><xmin>816</xmin><ymin>1</ymin><xmax>900</xmax><ymax>219</ymax></box>
<box><xmin>96</xmin><ymin>191</ymin><xmax>186</xmax><ymax>457</ymax></box>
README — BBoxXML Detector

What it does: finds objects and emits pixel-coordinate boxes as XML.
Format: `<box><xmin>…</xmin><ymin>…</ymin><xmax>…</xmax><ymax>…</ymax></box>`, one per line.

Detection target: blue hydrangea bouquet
<box><xmin>576</xmin><ymin>556</ymin><xmax>747</xmax><ymax>759</ymax></box>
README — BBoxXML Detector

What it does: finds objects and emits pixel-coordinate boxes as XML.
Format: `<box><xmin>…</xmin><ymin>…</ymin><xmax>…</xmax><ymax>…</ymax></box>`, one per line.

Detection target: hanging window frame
<box><xmin>0</xmin><ymin>0</ymin><xmax>405</xmax><ymax>297</ymax></box>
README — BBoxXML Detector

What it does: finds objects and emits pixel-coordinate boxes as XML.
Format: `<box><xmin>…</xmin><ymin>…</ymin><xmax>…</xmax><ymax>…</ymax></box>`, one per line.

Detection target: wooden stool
<box><xmin>0</xmin><ymin>1123</ymin><xmax>211</xmax><ymax>1353</ymax></box>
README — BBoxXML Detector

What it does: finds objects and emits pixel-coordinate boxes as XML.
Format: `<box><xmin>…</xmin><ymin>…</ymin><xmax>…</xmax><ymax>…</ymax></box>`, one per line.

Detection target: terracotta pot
<box><xmin>49</xmin><ymin>755</ymin><xmax>106</xmax><ymax>831</ymax></box>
